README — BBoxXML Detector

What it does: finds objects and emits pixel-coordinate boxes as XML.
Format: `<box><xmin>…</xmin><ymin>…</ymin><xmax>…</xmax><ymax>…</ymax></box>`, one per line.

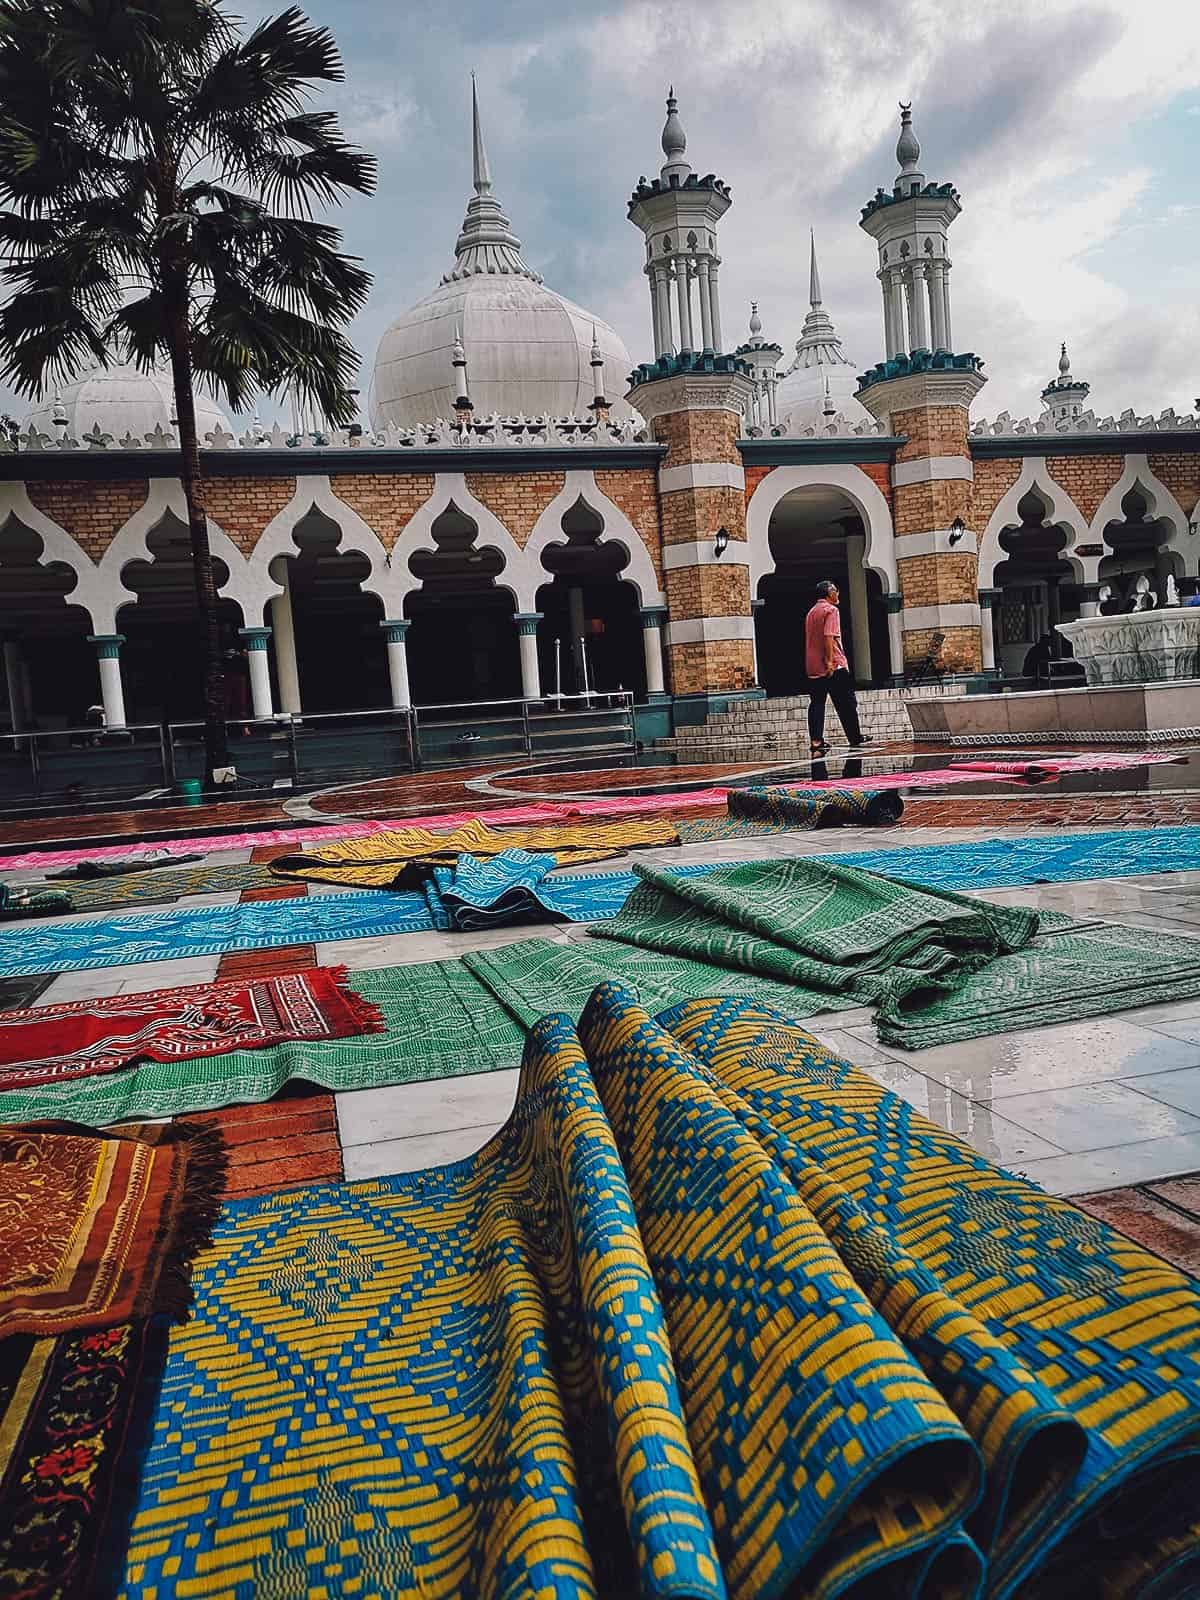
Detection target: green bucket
<box><xmin>178</xmin><ymin>778</ymin><xmax>203</xmax><ymax>806</ymax></box>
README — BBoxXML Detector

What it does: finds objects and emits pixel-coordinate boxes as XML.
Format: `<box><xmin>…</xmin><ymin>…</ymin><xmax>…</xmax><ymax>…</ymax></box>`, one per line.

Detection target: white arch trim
<box><xmin>0</xmin><ymin>481</ymin><xmax>115</xmax><ymax>632</ymax></box>
<box><xmin>744</xmin><ymin>464</ymin><xmax>898</xmax><ymax>595</ymax></box>
<box><xmin>1087</xmin><ymin>454</ymin><xmax>1193</xmax><ymax>575</ymax></box>
<box><xmin>388</xmin><ymin>471</ymin><xmax>538</xmax><ymax>611</ymax></box>
<box><xmin>101</xmin><ymin>478</ymin><xmax>257</xmax><ymax>625</ymax></box>
<box><xmin>978</xmin><ymin>458</ymin><xmax>1091</xmax><ymax>586</ymax></box>
<box><xmin>247</xmin><ymin>475</ymin><xmax>393</xmax><ymax>614</ymax></box>
<box><xmin>524</xmin><ymin>470</ymin><xmax>666</xmax><ymax>608</ymax></box>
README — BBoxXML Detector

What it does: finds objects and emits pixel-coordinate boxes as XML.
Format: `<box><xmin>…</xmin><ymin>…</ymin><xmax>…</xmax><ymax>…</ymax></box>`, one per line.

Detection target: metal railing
<box><xmin>0</xmin><ymin>691</ymin><xmax>636</xmax><ymax>809</ymax></box>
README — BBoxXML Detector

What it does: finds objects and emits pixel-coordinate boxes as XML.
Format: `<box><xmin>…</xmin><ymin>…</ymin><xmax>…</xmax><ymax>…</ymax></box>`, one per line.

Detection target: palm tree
<box><xmin>0</xmin><ymin>0</ymin><xmax>375</xmax><ymax>783</ymax></box>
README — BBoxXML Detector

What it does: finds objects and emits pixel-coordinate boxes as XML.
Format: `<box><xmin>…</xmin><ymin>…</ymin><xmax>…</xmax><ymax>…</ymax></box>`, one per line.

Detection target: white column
<box><xmin>884</xmin><ymin>598</ymin><xmax>905</xmax><ymax>683</ymax></box>
<box><xmin>979</xmin><ymin>590</ymin><xmax>999</xmax><ymax>673</ymax></box>
<box><xmin>844</xmin><ymin>536</ymin><xmax>873</xmax><ymax>685</ymax></box>
<box><xmin>708</xmin><ymin>261</ymin><xmax>723</xmax><ymax>352</ymax></box>
<box><xmin>568</xmin><ymin>585</ymin><xmax>586</xmax><ymax>691</ymax></box>
<box><xmin>928</xmin><ymin>261</ymin><xmax>948</xmax><ymax>352</ymax></box>
<box><xmin>654</xmin><ymin>266</ymin><xmax>674</xmax><ymax>357</ymax></box>
<box><xmin>269</xmin><ymin>561</ymin><xmax>302</xmax><ymax>714</ymax></box>
<box><xmin>939</xmin><ymin>265</ymin><xmax>953</xmax><ymax>351</ymax></box>
<box><xmin>640</xmin><ymin>608</ymin><xmax>667</xmax><ymax>696</ymax></box>
<box><xmin>88</xmin><ymin>634</ymin><xmax>127</xmax><ymax>730</ymax></box>
<box><xmin>886</xmin><ymin>269</ymin><xmax>907</xmax><ymax>357</ymax></box>
<box><xmin>238</xmin><ymin>627</ymin><xmax>274</xmax><ymax>719</ymax></box>
<box><xmin>3</xmin><ymin>639</ymin><xmax>24</xmax><ymax>733</ymax></box>
<box><xmin>906</xmin><ymin>264</ymin><xmax>930</xmax><ymax>350</ymax></box>
<box><xmin>1078</xmin><ymin>584</ymin><xmax>1102</xmax><ymax>620</ymax></box>
<box><xmin>751</xmin><ymin>598</ymin><xmax>764</xmax><ymax>687</ymax></box>
<box><xmin>674</xmin><ymin>255</ymin><xmax>694</xmax><ymax>353</ymax></box>
<box><xmin>380</xmin><ymin>619</ymin><xmax>412</xmax><ymax>709</ymax></box>
<box><xmin>648</xmin><ymin>268</ymin><xmax>662</xmax><ymax>357</ymax></box>
<box><xmin>696</xmin><ymin>259</ymin><xmax>714</xmax><ymax>353</ymax></box>
<box><xmin>514</xmin><ymin>612</ymin><xmax>543</xmax><ymax>700</ymax></box>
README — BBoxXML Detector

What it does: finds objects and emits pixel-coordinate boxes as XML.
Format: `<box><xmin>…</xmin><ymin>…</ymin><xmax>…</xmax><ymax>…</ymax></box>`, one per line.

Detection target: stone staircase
<box><xmin>669</xmin><ymin>684</ymin><xmax>960</xmax><ymax>750</ymax></box>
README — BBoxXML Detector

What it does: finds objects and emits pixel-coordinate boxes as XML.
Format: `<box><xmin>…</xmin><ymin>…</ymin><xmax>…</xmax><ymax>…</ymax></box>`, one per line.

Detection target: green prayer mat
<box><xmin>27</xmin><ymin>860</ymin><xmax>280</xmax><ymax>912</ymax></box>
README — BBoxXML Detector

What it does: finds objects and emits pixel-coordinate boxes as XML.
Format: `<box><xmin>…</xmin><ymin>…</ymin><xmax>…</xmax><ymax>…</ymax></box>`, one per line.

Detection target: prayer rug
<box><xmin>268</xmin><ymin>814</ymin><xmax>681</xmax><ymax>888</ymax></box>
<box><xmin>728</xmin><ymin>786</ymin><xmax>905</xmax><ymax>827</ymax></box>
<box><xmin>35</xmin><ymin>861</ymin><xmax>280</xmax><ymax>913</ymax></box>
<box><xmin>0</xmin><ymin>883</ymin><xmax>73</xmax><ymax>920</ymax></box>
<box><xmin>0</xmin><ymin>1122</ymin><xmax>225</xmax><ymax>1341</ymax></box>
<box><xmin>1</xmin><ymin>1319</ymin><xmax>168</xmax><ymax>1600</ymax></box>
<box><xmin>0</xmin><ymin>820</ymin><xmax>395</xmax><ymax>874</ymax></box>
<box><xmin>0</xmin><ymin>968</ymin><xmax>383</xmax><ymax>1091</ymax></box>
<box><xmin>0</xmin><ymin>961</ymin><xmax>526</xmax><ymax>1126</ymax></box>
<box><xmin>120</xmin><ymin>986</ymin><xmax>1200</xmax><ymax>1600</ymax></box>
<box><xmin>46</xmin><ymin>852</ymin><xmax>205</xmax><ymax>879</ymax></box>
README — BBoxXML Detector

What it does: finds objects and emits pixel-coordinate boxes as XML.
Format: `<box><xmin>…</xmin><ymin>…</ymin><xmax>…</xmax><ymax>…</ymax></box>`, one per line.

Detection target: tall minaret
<box><xmin>1040</xmin><ymin>343</ymin><xmax>1091</xmax><ymax>426</ymax></box>
<box><xmin>859</xmin><ymin>103</ymin><xmax>963</xmax><ymax>360</ymax></box>
<box><xmin>626</xmin><ymin>89</ymin><xmax>733</xmax><ymax>360</ymax></box>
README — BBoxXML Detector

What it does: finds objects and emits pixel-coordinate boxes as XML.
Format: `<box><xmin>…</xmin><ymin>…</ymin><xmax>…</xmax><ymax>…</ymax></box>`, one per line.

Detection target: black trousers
<box><xmin>807</xmin><ymin>668</ymin><xmax>863</xmax><ymax>746</ymax></box>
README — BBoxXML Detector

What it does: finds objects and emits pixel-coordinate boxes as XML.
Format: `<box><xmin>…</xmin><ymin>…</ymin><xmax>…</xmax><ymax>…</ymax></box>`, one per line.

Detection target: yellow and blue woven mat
<box><xmin>121</xmin><ymin>985</ymin><xmax>1200</xmax><ymax>1599</ymax></box>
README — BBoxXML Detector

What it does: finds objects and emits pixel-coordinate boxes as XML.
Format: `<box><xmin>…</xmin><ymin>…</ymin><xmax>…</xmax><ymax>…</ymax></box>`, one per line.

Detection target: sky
<box><xmin>11</xmin><ymin>0</ymin><xmax>1200</xmax><ymax>426</ymax></box>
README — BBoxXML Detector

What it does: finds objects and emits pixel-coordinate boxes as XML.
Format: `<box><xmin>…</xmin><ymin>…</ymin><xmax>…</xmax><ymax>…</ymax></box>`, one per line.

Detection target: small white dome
<box><xmin>25</xmin><ymin>360</ymin><xmax>231</xmax><ymax>446</ymax></box>
<box><xmin>371</xmin><ymin>78</ymin><xmax>633</xmax><ymax>430</ymax></box>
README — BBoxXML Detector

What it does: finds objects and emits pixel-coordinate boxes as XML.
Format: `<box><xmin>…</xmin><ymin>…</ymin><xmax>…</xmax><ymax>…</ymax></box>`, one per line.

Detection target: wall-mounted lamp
<box><xmin>714</xmin><ymin>526</ymin><xmax>730</xmax><ymax>558</ymax></box>
<box><xmin>948</xmin><ymin>516</ymin><xmax>966</xmax><ymax>547</ymax></box>
<box><xmin>1189</xmin><ymin>517</ymin><xmax>1198</xmax><ymax>537</ymax></box>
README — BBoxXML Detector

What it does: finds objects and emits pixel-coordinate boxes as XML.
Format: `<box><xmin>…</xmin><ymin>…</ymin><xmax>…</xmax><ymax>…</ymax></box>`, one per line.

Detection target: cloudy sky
<box><xmin>12</xmin><ymin>0</ymin><xmax>1200</xmax><ymax>425</ymax></box>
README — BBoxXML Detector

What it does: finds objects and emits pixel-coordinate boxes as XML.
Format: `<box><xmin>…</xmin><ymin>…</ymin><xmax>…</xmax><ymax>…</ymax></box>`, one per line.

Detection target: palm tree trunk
<box><xmin>163</xmin><ymin>278</ymin><xmax>228</xmax><ymax>786</ymax></box>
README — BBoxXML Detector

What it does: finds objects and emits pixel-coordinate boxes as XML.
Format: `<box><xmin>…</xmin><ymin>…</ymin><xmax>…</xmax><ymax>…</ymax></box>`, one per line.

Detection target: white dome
<box><xmin>26</xmin><ymin>361</ymin><xmax>232</xmax><ymax>446</ymax></box>
<box><xmin>371</xmin><ymin>276</ymin><xmax>633</xmax><ymax>429</ymax></box>
<box><xmin>370</xmin><ymin>78</ymin><xmax>632</xmax><ymax>430</ymax></box>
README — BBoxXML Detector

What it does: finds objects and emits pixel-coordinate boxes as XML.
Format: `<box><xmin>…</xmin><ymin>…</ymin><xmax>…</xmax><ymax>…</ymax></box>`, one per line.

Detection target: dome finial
<box><xmin>748</xmin><ymin>300</ymin><xmax>762</xmax><ymax>337</ymax></box>
<box><xmin>660</xmin><ymin>86</ymin><xmax>690</xmax><ymax>179</ymax></box>
<box><xmin>896</xmin><ymin>101</ymin><xmax>923</xmax><ymax>183</ymax></box>
<box><xmin>471</xmin><ymin>72</ymin><xmax>492</xmax><ymax>195</ymax></box>
<box><xmin>809</xmin><ymin>230</ymin><xmax>822</xmax><ymax>309</ymax></box>
<box><xmin>1059</xmin><ymin>341</ymin><xmax>1071</xmax><ymax>376</ymax></box>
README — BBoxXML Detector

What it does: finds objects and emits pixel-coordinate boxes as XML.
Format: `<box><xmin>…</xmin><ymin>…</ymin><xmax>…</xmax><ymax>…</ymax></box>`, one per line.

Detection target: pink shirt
<box><xmin>805</xmin><ymin>599</ymin><xmax>848</xmax><ymax>678</ymax></box>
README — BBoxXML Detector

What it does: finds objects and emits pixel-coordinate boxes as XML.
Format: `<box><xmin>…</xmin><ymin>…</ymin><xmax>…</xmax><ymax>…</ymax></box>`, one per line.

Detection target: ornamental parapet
<box><xmin>626</xmin><ymin>351</ymin><xmax>754</xmax><ymax>390</ymax></box>
<box><xmin>860</xmin><ymin>180</ymin><xmax>960</xmax><ymax>222</ymax></box>
<box><xmin>856</xmin><ymin>350</ymin><xmax>984</xmax><ymax>394</ymax></box>
<box><xmin>971</xmin><ymin>407</ymin><xmax>1200</xmax><ymax>437</ymax></box>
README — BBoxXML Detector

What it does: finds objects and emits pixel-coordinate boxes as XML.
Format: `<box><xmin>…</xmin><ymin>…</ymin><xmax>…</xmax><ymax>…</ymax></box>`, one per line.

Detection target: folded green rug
<box><xmin>727</xmin><ymin>785</ymin><xmax>905</xmax><ymax>827</ymax></box>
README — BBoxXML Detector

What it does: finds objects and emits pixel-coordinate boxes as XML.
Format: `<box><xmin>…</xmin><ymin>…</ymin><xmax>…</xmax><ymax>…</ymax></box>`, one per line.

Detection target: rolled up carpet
<box><xmin>728</xmin><ymin>785</ymin><xmax>904</xmax><ymax>827</ymax></box>
<box><xmin>0</xmin><ymin>882</ymin><xmax>72</xmax><ymax>920</ymax></box>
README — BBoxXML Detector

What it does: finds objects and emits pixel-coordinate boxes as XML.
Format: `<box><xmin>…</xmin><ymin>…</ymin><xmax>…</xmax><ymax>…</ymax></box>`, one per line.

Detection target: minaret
<box><xmin>588</xmin><ymin>326</ymin><xmax>610</xmax><ymax>420</ymax></box>
<box><xmin>624</xmin><ymin>93</ymin><xmax>757</xmax><ymax>710</ymax></box>
<box><xmin>735</xmin><ymin>303</ymin><xmax>782</xmax><ymax>431</ymax></box>
<box><xmin>451</xmin><ymin>324</ymin><xmax>472</xmax><ymax>422</ymax></box>
<box><xmin>1040</xmin><ymin>343</ymin><xmax>1091</xmax><ymax>426</ymax></box>
<box><xmin>626</xmin><ymin>89</ymin><xmax>733</xmax><ymax>361</ymax></box>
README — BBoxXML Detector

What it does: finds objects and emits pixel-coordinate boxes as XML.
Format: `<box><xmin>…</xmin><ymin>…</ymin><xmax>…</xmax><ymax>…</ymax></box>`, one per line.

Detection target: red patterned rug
<box><xmin>0</xmin><ymin>968</ymin><xmax>382</xmax><ymax>1091</ymax></box>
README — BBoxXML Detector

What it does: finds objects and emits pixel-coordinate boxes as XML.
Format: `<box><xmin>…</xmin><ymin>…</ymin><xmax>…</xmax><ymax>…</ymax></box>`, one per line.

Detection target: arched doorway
<box><xmin>117</xmin><ymin>512</ymin><xmax>246</xmax><ymax>722</ymax></box>
<box><xmin>404</xmin><ymin>502</ymin><xmax>520</xmax><ymax>703</ymax></box>
<box><xmin>991</xmin><ymin>489</ymin><xmax>1080</xmax><ymax>679</ymax></box>
<box><xmin>268</xmin><ymin>508</ymin><xmax>389</xmax><ymax>714</ymax></box>
<box><xmin>535</xmin><ymin>498</ymin><xmax>646</xmax><ymax>698</ymax></box>
<box><xmin>1099</xmin><ymin>487</ymin><xmax>1180</xmax><ymax>610</ymax></box>
<box><xmin>0</xmin><ymin>517</ymin><xmax>95</xmax><ymax>731</ymax></box>
<box><xmin>755</xmin><ymin>486</ymin><xmax>889</xmax><ymax>696</ymax></box>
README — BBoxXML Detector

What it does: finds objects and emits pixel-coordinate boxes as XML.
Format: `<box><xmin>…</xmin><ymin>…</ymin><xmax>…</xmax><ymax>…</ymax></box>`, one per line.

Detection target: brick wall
<box><xmin>892</xmin><ymin>478</ymin><xmax>973</xmax><ymax>536</ymax></box>
<box><xmin>897</xmin><ymin>551</ymin><xmax>979</xmax><ymax>607</ymax></box>
<box><xmin>743</xmin><ymin>464</ymin><xmax>774</xmax><ymax>503</ymax></box>
<box><xmin>904</xmin><ymin>624</ymin><xmax>981</xmax><ymax>673</ymax></box>
<box><xmin>668</xmin><ymin>639</ymin><xmax>756</xmax><ymax>695</ymax></box>
<box><xmin>1046</xmin><ymin>454</ymin><xmax>1124</xmax><ymax>524</ymax></box>
<box><xmin>1148</xmin><ymin>452</ymin><xmax>1200</xmax><ymax>519</ymax></box>
<box><xmin>660</xmin><ymin>484</ymin><xmax>747</xmax><ymax>548</ymax></box>
<box><xmin>653</xmin><ymin>409</ymin><xmax>741</xmax><ymax>469</ymax></box>
<box><xmin>463</xmin><ymin>472</ymin><xmax>566</xmax><ymax>548</ymax></box>
<box><xmin>594</xmin><ymin>467</ymin><xmax>664</xmax><ymax>587</ymax></box>
<box><xmin>968</xmin><ymin>456</ymin><xmax>1022</xmax><ymax>533</ymax></box>
<box><xmin>665</xmin><ymin>563</ymin><xmax>752</xmax><ymax>621</ymax></box>
<box><xmin>203</xmin><ymin>478</ymin><xmax>297</xmax><ymax>555</ymax></box>
<box><xmin>892</xmin><ymin>405</ymin><xmax>970</xmax><ymax>461</ymax></box>
<box><xmin>26</xmin><ymin>479</ymin><xmax>149</xmax><ymax>561</ymax></box>
<box><xmin>328</xmin><ymin>473</ymin><xmax>435</xmax><ymax>552</ymax></box>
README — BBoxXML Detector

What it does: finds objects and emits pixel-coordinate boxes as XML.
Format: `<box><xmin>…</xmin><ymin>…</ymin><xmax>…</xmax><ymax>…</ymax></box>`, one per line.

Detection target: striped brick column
<box><xmin>858</xmin><ymin>370</ymin><xmax>986</xmax><ymax>674</ymax></box>
<box><xmin>628</xmin><ymin>367</ymin><xmax>758</xmax><ymax>709</ymax></box>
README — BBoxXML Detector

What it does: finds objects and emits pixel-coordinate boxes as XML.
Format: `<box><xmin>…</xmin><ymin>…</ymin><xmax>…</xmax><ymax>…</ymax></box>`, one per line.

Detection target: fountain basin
<box><xmin>1056</xmin><ymin>607</ymin><xmax>1200</xmax><ymax>686</ymax></box>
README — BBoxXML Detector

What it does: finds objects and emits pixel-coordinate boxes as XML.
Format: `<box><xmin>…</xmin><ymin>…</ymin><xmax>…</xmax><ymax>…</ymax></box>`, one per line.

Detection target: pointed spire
<box><xmin>896</xmin><ymin>102</ymin><xmax>924</xmax><ymax>185</ymax></box>
<box><xmin>471</xmin><ymin>73</ymin><xmax>492</xmax><ymax>194</ymax></box>
<box><xmin>748</xmin><ymin>301</ymin><xmax>762</xmax><ymax>337</ymax></box>
<box><xmin>660</xmin><ymin>86</ymin><xmax>691</xmax><ymax>180</ymax></box>
<box><xmin>444</xmin><ymin>77</ymin><xmax>541</xmax><ymax>285</ymax></box>
<box><xmin>1059</xmin><ymin>341</ymin><xmax>1071</xmax><ymax>377</ymax></box>
<box><xmin>808</xmin><ymin>231</ymin><xmax>822</xmax><ymax>309</ymax></box>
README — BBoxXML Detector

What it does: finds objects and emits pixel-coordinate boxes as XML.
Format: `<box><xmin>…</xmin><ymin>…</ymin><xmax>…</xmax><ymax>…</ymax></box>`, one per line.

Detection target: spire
<box><xmin>808</xmin><ymin>230</ymin><xmax>822</xmax><ymax>309</ymax></box>
<box><xmin>660</xmin><ymin>86</ymin><xmax>691</xmax><ymax>181</ymax></box>
<box><xmin>1059</xmin><ymin>341</ymin><xmax>1071</xmax><ymax>377</ymax></box>
<box><xmin>748</xmin><ymin>301</ymin><xmax>762</xmax><ymax>337</ymax></box>
<box><xmin>471</xmin><ymin>73</ymin><xmax>491</xmax><ymax>194</ymax></box>
<box><xmin>443</xmin><ymin>77</ymin><xmax>541</xmax><ymax>284</ymax></box>
<box><xmin>896</xmin><ymin>101</ymin><xmax>924</xmax><ymax>186</ymax></box>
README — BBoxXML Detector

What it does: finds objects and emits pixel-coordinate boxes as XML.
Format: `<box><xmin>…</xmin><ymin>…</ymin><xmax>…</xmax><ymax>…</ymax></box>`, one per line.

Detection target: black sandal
<box><xmin>810</xmin><ymin>740</ymin><xmax>830</xmax><ymax>756</ymax></box>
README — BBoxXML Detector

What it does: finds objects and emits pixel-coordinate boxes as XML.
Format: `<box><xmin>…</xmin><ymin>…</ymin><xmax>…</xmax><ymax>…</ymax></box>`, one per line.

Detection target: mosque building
<box><xmin>1</xmin><ymin>87</ymin><xmax>1198</xmax><ymax>752</ymax></box>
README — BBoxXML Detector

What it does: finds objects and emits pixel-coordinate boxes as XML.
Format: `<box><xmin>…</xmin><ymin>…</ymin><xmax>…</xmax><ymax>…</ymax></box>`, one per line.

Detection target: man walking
<box><xmin>805</xmin><ymin>579</ymin><xmax>864</xmax><ymax>754</ymax></box>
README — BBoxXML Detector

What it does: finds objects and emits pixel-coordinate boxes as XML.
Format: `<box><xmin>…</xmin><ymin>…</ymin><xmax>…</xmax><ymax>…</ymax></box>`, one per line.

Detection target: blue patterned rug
<box><xmin>5</xmin><ymin>827</ymin><xmax>1199</xmax><ymax>977</ymax></box>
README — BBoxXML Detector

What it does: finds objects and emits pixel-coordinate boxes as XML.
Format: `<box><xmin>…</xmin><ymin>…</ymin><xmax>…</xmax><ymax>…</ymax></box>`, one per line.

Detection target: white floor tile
<box><xmin>337</xmin><ymin>1070</ymin><xmax>519</xmax><ymax>1148</ymax></box>
<box><xmin>343</xmin><ymin>1123</ymin><xmax>500</xmax><ymax>1180</ymax></box>
<box><xmin>1121</xmin><ymin>1065</ymin><xmax>1200</xmax><ymax>1118</ymax></box>
<box><xmin>991</xmin><ymin>1081</ymin><xmax>1200</xmax><ymax>1154</ymax></box>
<box><xmin>1019</xmin><ymin>1132</ymin><xmax>1200</xmax><ymax>1196</ymax></box>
